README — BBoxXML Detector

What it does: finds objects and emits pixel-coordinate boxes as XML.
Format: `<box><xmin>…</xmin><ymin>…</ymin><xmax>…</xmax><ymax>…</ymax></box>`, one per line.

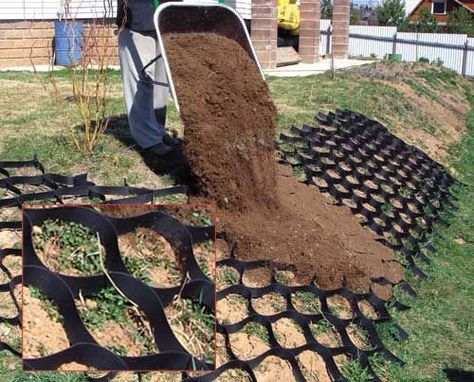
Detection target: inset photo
<box><xmin>21</xmin><ymin>203</ymin><xmax>216</xmax><ymax>372</ymax></box>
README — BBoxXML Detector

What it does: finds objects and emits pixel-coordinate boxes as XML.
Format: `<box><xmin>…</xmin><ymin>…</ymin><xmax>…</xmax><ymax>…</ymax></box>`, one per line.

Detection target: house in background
<box><xmin>406</xmin><ymin>0</ymin><xmax>474</xmax><ymax>24</ymax></box>
<box><xmin>0</xmin><ymin>0</ymin><xmax>251</xmax><ymax>68</ymax></box>
<box><xmin>0</xmin><ymin>0</ymin><xmax>350</xmax><ymax>69</ymax></box>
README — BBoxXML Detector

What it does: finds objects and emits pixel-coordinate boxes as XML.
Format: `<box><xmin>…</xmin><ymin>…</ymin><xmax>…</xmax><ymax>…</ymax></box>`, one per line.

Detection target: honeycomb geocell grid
<box><xmin>184</xmin><ymin>249</ymin><xmax>409</xmax><ymax>382</ymax></box>
<box><xmin>279</xmin><ymin>109</ymin><xmax>457</xmax><ymax>280</ymax></box>
<box><xmin>22</xmin><ymin>206</ymin><xmax>215</xmax><ymax>371</ymax></box>
<box><xmin>0</xmin><ymin>110</ymin><xmax>459</xmax><ymax>382</ymax></box>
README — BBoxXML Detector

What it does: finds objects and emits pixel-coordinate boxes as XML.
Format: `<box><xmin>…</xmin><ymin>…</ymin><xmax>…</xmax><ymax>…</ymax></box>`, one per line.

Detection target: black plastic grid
<box><xmin>0</xmin><ymin>129</ymin><xmax>456</xmax><ymax>382</ymax></box>
<box><xmin>0</xmin><ymin>247</ymin><xmax>21</xmax><ymax>338</ymax></box>
<box><xmin>0</xmin><ymin>158</ymin><xmax>197</xmax><ymax>380</ymax></box>
<box><xmin>278</xmin><ymin>109</ymin><xmax>457</xmax><ymax>280</ymax></box>
<box><xmin>179</xmin><ymin>245</ymin><xmax>411</xmax><ymax>382</ymax></box>
<box><xmin>22</xmin><ymin>205</ymin><xmax>215</xmax><ymax>371</ymax></box>
<box><xmin>0</xmin><ymin>157</ymin><xmax>188</xmax><ymax>230</ymax></box>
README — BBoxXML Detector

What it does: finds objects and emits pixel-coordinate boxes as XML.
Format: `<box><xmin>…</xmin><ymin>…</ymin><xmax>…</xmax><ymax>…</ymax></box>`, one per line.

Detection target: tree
<box><xmin>398</xmin><ymin>17</ymin><xmax>416</xmax><ymax>32</ymax></box>
<box><xmin>377</xmin><ymin>0</ymin><xmax>407</xmax><ymax>26</ymax></box>
<box><xmin>321</xmin><ymin>0</ymin><xmax>362</xmax><ymax>25</ymax></box>
<box><xmin>417</xmin><ymin>8</ymin><xmax>439</xmax><ymax>33</ymax></box>
<box><xmin>447</xmin><ymin>7</ymin><xmax>474</xmax><ymax>36</ymax></box>
<box><xmin>322</xmin><ymin>0</ymin><xmax>333</xmax><ymax>19</ymax></box>
<box><xmin>351</xmin><ymin>5</ymin><xmax>362</xmax><ymax>25</ymax></box>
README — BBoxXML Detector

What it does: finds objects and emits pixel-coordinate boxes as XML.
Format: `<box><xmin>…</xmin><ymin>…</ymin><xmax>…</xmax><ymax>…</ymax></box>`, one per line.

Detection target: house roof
<box><xmin>406</xmin><ymin>0</ymin><xmax>474</xmax><ymax>16</ymax></box>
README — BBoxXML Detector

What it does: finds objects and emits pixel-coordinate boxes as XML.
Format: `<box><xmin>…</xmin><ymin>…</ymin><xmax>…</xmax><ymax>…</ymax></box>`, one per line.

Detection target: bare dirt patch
<box><xmin>297</xmin><ymin>350</ymin><xmax>331</xmax><ymax>382</ymax></box>
<box><xmin>217</xmin><ymin>294</ymin><xmax>248</xmax><ymax>325</ymax></box>
<box><xmin>22</xmin><ymin>287</ymin><xmax>70</xmax><ymax>359</ymax></box>
<box><xmin>254</xmin><ymin>355</ymin><xmax>295</xmax><ymax>382</ymax></box>
<box><xmin>229</xmin><ymin>330</ymin><xmax>270</xmax><ymax>361</ymax></box>
<box><xmin>388</xmin><ymin>81</ymin><xmax>465</xmax><ymax>163</ymax></box>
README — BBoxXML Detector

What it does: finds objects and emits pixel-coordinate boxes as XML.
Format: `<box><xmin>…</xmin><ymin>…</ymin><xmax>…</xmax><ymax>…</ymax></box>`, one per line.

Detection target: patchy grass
<box><xmin>164</xmin><ymin>298</ymin><xmax>215</xmax><ymax>364</ymax></box>
<box><xmin>75</xmin><ymin>287</ymin><xmax>157</xmax><ymax>357</ymax></box>
<box><xmin>77</xmin><ymin>287</ymin><xmax>130</xmax><ymax>329</ymax></box>
<box><xmin>217</xmin><ymin>265</ymin><xmax>240</xmax><ymax>288</ymax></box>
<box><xmin>7</xmin><ymin>372</ymin><xmax>87</xmax><ymax>382</ymax></box>
<box><xmin>291</xmin><ymin>291</ymin><xmax>322</xmax><ymax>314</ymax></box>
<box><xmin>32</xmin><ymin>219</ymin><xmax>101</xmax><ymax>276</ymax></box>
<box><xmin>269</xmin><ymin>71</ymin><xmax>420</xmax><ymax>134</ymax></box>
<box><xmin>363</xmin><ymin>96</ymin><xmax>474</xmax><ymax>382</ymax></box>
<box><xmin>243</xmin><ymin>322</ymin><xmax>270</xmax><ymax>345</ymax></box>
<box><xmin>1</xmin><ymin>63</ymin><xmax>467</xmax><ymax>187</ymax></box>
<box><xmin>28</xmin><ymin>286</ymin><xmax>63</xmax><ymax>324</ymax></box>
<box><xmin>0</xmin><ymin>69</ymin><xmax>179</xmax><ymax>187</ymax></box>
<box><xmin>1</xmin><ymin>63</ymin><xmax>474</xmax><ymax>381</ymax></box>
<box><xmin>118</xmin><ymin>227</ymin><xmax>183</xmax><ymax>287</ymax></box>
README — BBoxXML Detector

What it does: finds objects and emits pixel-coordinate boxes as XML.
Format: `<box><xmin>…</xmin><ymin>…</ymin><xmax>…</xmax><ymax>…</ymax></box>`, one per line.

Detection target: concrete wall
<box><xmin>251</xmin><ymin>0</ymin><xmax>278</xmax><ymax>69</ymax></box>
<box><xmin>300</xmin><ymin>0</ymin><xmax>321</xmax><ymax>63</ymax></box>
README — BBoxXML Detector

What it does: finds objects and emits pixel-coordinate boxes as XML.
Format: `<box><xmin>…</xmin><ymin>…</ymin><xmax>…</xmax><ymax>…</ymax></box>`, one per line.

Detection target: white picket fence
<box><xmin>319</xmin><ymin>20</ymin><xmax>474</xmax><ymax>77</ymax></box>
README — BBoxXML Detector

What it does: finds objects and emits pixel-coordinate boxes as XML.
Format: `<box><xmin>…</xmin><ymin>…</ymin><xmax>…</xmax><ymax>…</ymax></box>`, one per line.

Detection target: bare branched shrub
<box><xmin>46</xmin><ymin>0</ymin><xmax>117</xmax><ymax>153</ymax></box>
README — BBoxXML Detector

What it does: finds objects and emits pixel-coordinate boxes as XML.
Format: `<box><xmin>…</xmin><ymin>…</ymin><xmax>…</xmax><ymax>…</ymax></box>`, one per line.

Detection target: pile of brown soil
<box><xmin>219</xmin><ymin>165</ymin><xmax>403</xmax><ymax>298</ymax></box>
<box><xmin>165</xmin><ymin>33</ymin><xmax>403</xmax><ymax>297</ymax></box>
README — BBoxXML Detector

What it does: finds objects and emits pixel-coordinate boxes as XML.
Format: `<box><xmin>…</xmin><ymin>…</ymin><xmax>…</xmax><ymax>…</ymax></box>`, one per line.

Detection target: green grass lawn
<box><xmin>366</xmin><ymin>109</ymin><xmax>474</xmax><ymax>381</ymax></box>
<box><xmin>0</xmin><ymin>63</ymin><xmax>473</xmax><ymax>381</ymax></box>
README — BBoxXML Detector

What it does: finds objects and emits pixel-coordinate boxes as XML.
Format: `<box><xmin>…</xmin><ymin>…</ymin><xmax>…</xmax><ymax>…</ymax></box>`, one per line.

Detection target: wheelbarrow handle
<box><xmin>139</xmin><ymin>53</ymin><xmax>170</xmax><ymax>87</ymax></box>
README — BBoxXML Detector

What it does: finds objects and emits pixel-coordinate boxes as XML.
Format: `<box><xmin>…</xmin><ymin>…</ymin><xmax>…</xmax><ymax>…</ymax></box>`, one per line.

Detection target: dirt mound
<box><xmin>344</xmin><ymin>61</ymin><xmax>470</xmax><ymax>165</ymax></box>
<box><xmin>218</xmin><ymin>165</ymin><xmax>403</xmax><ymax>297</ymax></box>
<box><xmin>165</xmin><ymin>33</ymin><xmax>403</xmax><ymax>297</ymax></box>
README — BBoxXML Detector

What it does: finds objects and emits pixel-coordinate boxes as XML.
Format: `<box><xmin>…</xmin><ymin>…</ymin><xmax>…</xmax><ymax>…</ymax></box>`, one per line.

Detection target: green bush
<box><xmin>447</xmin><ymin>7</ymin><xmax>474</xmax><ymax>36</ymax></box>
<box><xmin>377</xmin><ymin>0</ymin><xmax>407</xmax><ymax>26</ymax></box>
<box><xmin>417</xmin><ymin>8</ymin><xmax>440</xmax><ymax>33</ymax></box>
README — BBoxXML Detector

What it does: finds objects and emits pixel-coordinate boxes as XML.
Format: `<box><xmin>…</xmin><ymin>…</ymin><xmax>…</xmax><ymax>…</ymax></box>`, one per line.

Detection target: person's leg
<box><xmin>118</xmin><ymin>29</ymin><xmax>166</xmax><ymax>149</ymax></box>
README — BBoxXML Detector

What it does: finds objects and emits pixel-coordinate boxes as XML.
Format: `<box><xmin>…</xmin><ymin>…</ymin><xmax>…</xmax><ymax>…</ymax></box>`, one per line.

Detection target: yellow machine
<box><xmin>277</xmin><ymin>0</ymin><xmax>300</xmax><ymax>36</ymax></box>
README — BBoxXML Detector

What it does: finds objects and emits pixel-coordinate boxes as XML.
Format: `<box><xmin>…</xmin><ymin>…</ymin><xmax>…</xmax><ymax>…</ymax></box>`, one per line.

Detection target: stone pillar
<box><xmin>251</xmin><ymin>0</ymin><xmax>278</xmax><ymax>69</ymax></box>
<box><xmin>299</xmin><ymin>0</ymin><xmax>321</xmax><ymax>63</ymax></box>
<box><xmin>332</xmin><ymin>0</ymin><xmax>350</xmax><ymax>58</ymax></box>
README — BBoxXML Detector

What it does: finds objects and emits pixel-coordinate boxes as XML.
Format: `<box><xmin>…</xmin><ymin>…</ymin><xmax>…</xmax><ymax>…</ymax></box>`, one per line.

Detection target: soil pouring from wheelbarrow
<box><xmin>154</xmin><ymin>2</ymin><xmax>264</xmax><ymax>114</ymax></box>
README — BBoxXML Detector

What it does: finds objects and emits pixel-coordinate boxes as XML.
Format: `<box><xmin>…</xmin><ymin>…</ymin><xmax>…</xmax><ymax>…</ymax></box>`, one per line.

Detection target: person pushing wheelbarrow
<box><xmin>116</xmin><ymin>0</ymin><xmax>181</xmax><ymax>156</ymax></box>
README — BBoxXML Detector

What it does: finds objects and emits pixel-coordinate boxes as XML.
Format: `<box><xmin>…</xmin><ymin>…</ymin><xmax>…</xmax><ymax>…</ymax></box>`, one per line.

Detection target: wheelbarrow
<box><xmin>152</xmin><ymin>2</ymin><xmax>265</xmax><ymax>114</ymax></box>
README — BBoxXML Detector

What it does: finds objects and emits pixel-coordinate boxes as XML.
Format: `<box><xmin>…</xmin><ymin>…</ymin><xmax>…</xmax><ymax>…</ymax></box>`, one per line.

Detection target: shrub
<box><xmin>44</xmin><ymin>0</ymin><xmax>116</xmax><ymax>154</ymax></box>
<box><xmin>447</xmin><ymin>7</ymin><xmax>474</xmax><ymax>37</ymax></box>
<box><xmin>416</xmin><ymin>8</ymin><xmax>439</xmax><ymax>33</ymax></box>
<box><xmin>377</xmin><ymin>0</ymin><xmax>407</xmax><ymax>26</ymax></box>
